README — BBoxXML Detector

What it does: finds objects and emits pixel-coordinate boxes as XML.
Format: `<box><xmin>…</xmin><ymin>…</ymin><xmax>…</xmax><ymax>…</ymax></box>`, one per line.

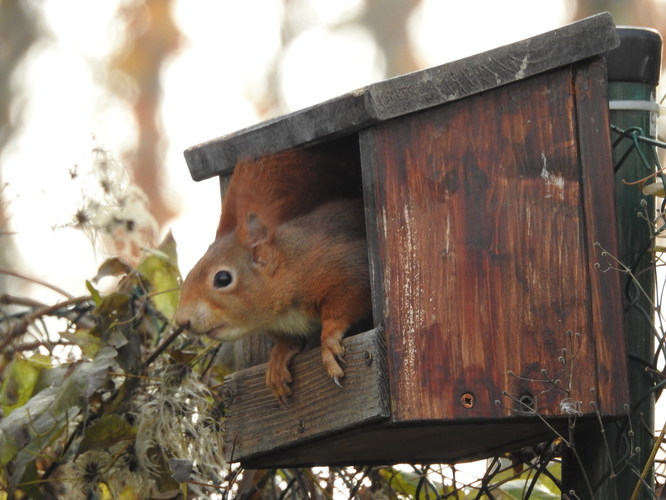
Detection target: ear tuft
<box><xmin>245</xmin><ymin>213</ymin><xmax>271</xmax><ymax>248</ymax></box>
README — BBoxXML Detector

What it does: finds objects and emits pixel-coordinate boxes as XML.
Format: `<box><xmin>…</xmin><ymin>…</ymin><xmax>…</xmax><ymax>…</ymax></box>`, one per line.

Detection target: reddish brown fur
<box><xmin>177</xmin><ymin>158</ymin><xmax>371</xmax><ymax>400</ymax></box>
<box><xmin>216</xmin><ymin>148</ymin><xmax>362</xmax><ymax>239</ymax></box>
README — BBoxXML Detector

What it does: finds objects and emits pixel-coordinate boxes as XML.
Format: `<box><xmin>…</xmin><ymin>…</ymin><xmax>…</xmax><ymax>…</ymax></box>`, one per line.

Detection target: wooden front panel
<box><xmin>360</xmin><ymin>65</ymin><xmax>626</xmax><ymax>423</ymax></box>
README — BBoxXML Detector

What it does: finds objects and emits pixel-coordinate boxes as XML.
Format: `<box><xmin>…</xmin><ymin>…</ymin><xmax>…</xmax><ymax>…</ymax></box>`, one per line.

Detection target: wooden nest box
<box><xmin>184</xmin><ymin>13</ymin><xmax>628</xmax><ymax>467</ymax></box>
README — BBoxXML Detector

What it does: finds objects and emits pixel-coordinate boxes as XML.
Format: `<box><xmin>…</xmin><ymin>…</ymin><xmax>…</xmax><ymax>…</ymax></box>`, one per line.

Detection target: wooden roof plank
<box><xmin>184</xmin><ymin>12</ymin><xmax>618</xmax><ymax>181</ymax></box>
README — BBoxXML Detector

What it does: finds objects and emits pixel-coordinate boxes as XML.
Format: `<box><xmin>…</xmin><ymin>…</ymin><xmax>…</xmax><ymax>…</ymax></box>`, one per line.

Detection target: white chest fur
<box><xmin>270</xmin><ymin>307</ymin><xmax>321</xmax><ymax>337</ymax></box>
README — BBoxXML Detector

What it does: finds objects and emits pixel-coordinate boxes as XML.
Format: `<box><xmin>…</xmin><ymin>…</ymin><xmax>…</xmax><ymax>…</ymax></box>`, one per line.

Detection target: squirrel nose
<box><xmin>175</xmin><ymin>316</ymin><xmax>191</xmax><ymax>330</ymax></box>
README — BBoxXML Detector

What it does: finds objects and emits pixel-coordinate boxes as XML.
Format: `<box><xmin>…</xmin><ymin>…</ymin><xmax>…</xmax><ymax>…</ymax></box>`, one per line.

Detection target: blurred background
<box><xmin>0</xmin><ymin>0</ymin><xmax>665</xmax><ymax>301</ymax></box>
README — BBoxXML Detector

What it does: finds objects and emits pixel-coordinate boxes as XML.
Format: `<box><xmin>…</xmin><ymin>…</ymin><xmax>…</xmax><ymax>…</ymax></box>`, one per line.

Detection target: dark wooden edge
<box><xmin>240</xmin><ymin>414</ymin><xmax>622</xmax><ymax>468</ymax></box>
<box><xmin>222</xmin><ymin>328</ymin><xmax>390</xmax><ymax>463</ymax></box>
<box><xmin>358</xmin><ymin>129</ymin><xmax>386</xmax><ymax>329</ymax></box>
<box><xmin>185</xmin><ymin>12</ymin><xmax>618</xmax><ymax>181</ymax></box>
<box><xmin>573</xmin><ymin>58</ymin><xmax>630</xmax><ymax>412</ymax></box>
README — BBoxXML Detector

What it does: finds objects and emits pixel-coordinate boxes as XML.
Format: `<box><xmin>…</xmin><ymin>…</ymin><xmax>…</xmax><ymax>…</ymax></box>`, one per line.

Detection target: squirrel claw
<box><xmin>332</xmin><ymin>376</ymin><xmax>343</xmax><ymax>389</ymax></box>
<box><xmin>278</xmin><ymin>383</ymin><xmax>292</xmax><ymax>406</ymax></box>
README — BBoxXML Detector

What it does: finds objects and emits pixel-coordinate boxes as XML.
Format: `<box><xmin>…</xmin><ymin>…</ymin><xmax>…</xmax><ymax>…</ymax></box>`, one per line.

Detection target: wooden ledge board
<box><xmin>222</xmin><ymin>328</ymin><xmax>390</xmax><ymax>463</ymax></box>
<box><xmin>184</xmin><ymin>12</ymin><xmax>618</xmax><ymax>181</ymax></box>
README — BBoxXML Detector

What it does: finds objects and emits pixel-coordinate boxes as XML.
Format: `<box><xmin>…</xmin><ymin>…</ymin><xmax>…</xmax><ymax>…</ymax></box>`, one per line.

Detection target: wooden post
<box><xmin>562</xmin><ymin>27</ymin><xmax>662</xmax><ymax>500</ymax></box>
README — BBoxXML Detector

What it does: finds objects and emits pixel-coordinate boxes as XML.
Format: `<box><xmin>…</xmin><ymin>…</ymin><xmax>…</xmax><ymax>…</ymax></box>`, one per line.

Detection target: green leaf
<box><xmin>93</xmin><ymin>292</ymin><xmax>132</xmax><ymax>332</ymax></box>
<box><xmin>79</xmin><ymin>414</ymin><xmax>136</xmax><ymax>454</ymax></box>
<box><xmin>16</xmin><ymin>457</ymin><xmax>42</xmax><ymax>500</ymax></box>
<box><xmin>0</xmin><ymin>347</ymin><xmax>118</xmax><ymax>481</ymax></box>
<box><xmin>86</xmin><ymin>279</ymin><xmax>103</xmax><ymax>306</ymax></box>
<box><xmin>0</xmin><ymin>355</ymin><xmax>52</xmax><ymax>415</ymax></box>
<box><xmin>60</xmin><ymin>328</ymin><xmax>103</xmax><ymax>358</ymax></box>
<box><xmin>0</xmin><ymin>433</ymin><xmax>19</xmax><ymax>465</ymax></box>
<box><xmin>0</xmin><ymin>388</ymin><xmax>59</xmax><ymax>466</ymax></box>
<box><xmin>137</xmin><ymin>231</ymin><xmax>181</xmax><ymax>320</ymax></box>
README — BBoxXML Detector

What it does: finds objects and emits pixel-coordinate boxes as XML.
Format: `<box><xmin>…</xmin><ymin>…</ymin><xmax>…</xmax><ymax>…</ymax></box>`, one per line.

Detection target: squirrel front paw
<box><xmin>266</xmin><ymin>358</ymin><xmax>293</xmax><ymax>403</ymax></box>
<box><xmin>266</xmin><ymin>337</ymin><xmax>303</xmax><ymax>403</ymax></box>
<box><xmin>321</xmin><ymin>337</ymin><xmax>346</xmax><ymax>388</ymax></box>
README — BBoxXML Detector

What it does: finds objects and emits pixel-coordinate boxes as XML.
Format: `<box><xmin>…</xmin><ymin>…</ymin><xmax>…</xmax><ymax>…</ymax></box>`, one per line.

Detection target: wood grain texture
<box><xmin>573</xmin><ymin>59</ymin><xmax>629</xmax><ymax>411</ymax></box>
<box><xmin>360</xmin><ymin>64</ymin><xmax>627</xmax><ymax>423</ymax></box>
<box><xmin>222</xmin><ymin>328</ymin><xmax>389</xmax><ymax>463</ymax></box>
<box><xmin>184</xmin><ymin>13</ymin><xmax>618</xmax><ymax>181</ymax></box>
<box><xmin>241</xmin><ymin>417</ymin><xmax>602</xmax><ymax>468</ymax></box>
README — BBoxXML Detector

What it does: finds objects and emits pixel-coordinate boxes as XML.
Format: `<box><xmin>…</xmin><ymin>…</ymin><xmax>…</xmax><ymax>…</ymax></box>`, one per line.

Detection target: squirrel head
<box><xmin>175</xmin><ymin>212</ymin><xmax>286</xmax><ymax>340</ymax></box>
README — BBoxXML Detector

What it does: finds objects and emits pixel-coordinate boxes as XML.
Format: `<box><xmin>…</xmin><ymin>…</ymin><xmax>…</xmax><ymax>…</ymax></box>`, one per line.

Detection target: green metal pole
<box><xmin>607</xmin><ymin>27</ymin><xmax>661</xmax><ymax>500</ymax></box>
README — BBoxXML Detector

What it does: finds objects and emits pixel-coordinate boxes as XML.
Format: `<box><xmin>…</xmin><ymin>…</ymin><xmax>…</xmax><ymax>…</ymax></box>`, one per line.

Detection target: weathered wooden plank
<box><xmin>222</xmin><ymin>328</ymin><xmax>389</xmax><ymax>463</ymax></box>
<box><xmin>241</xmin><ymin>417</ymin><xmax>594</xmax><ymax>468</ymax></box>
<box><xmin>360</xmin><ymin>65</ymin><xmax>624</xmax><ymax>424</ymax></box>
<box><xmin>573</xmin><ymin>59</ymin><xmax>629</xmax><ymax>411</ymax></box>
<box><xmin>184</xmin><ymin>13</ymin><xmax>618</xmax><ymax>181</ymax></box>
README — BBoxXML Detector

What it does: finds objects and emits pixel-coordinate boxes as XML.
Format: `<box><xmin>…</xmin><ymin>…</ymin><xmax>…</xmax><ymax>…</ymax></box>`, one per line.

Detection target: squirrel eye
<box><xmin>213</xmin><ymin>270</ymin><xmax>233</xmax><ymax>289</ymax></box>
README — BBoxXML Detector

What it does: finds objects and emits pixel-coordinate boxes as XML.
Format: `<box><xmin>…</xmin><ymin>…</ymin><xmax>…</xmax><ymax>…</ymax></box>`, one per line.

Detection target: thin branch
<box><xmin>144</xmin><ymin>324</ymin><xmax>186</xmax><ymax>366</ymax></box>
<box><xmin>0</xmin><ymin>295</ymin><xmax>93</xmax><ymax>351</ymax></box>
<box><xmin>0</xmin><ymin>267</ymin><xmax>74</xmax><ymax>299</ymax></box>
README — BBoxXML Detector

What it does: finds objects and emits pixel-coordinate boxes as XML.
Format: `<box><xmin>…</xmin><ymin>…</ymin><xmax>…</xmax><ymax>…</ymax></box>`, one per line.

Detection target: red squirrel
<box><xmin>175</xmin><ymin>150</ymin><xmax>371</xmax><ymax>401</ymax></box>
<box><xmin>214</xmin><ymin>148</ymin><xmax>362</xmax><ymax>238</ymax></box>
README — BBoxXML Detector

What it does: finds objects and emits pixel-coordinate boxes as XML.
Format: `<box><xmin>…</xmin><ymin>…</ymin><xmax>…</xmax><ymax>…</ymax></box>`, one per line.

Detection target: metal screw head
<box><xmin>461</xmin><ymin>392</ymin><xmax>476</xmax><ymax>409</ymax></box>
<box><xmin>364</xmin><ymin>351</ymin><xmax>373</xmax><ymax>366</ymax></box>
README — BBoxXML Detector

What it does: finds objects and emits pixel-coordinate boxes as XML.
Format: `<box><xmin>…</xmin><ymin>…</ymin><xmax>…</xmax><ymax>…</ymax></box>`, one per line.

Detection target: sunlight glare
<box><xmin>279</xmin><ymin>24</ymin><xmax>385</xmax><ymax>111</ymax></box>
<box><xmin>290</xmin><ymin>0</ymin><xmax>364</xmax><ymax>27</ymax></box>
<box><xmin>409</xmin><ymin>0</ymin><xmax>572</xmax><ymax>66</ymax></box>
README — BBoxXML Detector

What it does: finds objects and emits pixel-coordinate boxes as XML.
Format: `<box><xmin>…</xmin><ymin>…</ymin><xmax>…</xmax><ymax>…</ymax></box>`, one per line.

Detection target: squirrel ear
<box><xmin>244</xmin><ymin>213</ymin><xmax>272</xmax><ymax>248</ymax></box>
<box><xmin>243</xmin><ymin>213</ymin><xmax>280</xmax><ymax>273</ymax></box>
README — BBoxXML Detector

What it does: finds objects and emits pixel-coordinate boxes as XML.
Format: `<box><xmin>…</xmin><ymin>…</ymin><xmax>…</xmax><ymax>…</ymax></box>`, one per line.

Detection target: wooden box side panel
<box><xmin>361</xmin><ymin>66</ymin><xmax>615</xmax><ymax>422</ymax></box>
